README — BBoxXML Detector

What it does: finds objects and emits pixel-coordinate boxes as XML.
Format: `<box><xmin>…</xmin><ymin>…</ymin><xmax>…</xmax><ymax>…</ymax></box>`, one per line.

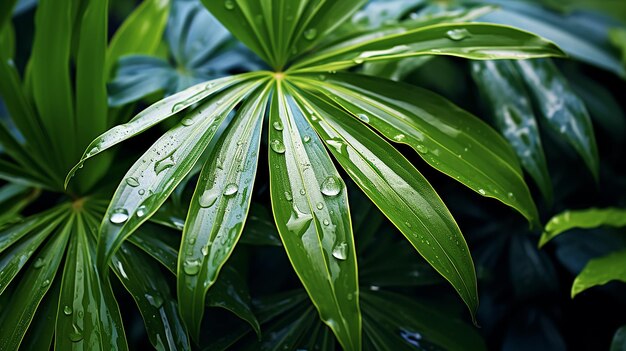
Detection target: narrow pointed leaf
<box><xmin>30</xmin><ymin>0</ymin><xmax>75</xmax><ymax>170</ymax></box>
<box><xmin>178</xmin><ymin>83</ymin><xmax>269</xmax><ymax>337</ymax></box>
<box><xmin>128</xmin><ymin>223</ymin><xmax>181</xmax><ymax>274</ymax></box>
<box><xmin>0</xmin><ymin>207</ymin><xmax>65</xmax><ymax>254</ymax></box>
<box><xmin>0</xmin><ymin>217</ymin><xmax>71</xmax><ymax>350</ymax></box>
<box><xmin>471</xmin><ymin>60</ymin><xmax>553</xmax><ymax>203</ymax></box>
<box><xmin>292</xmin><ymin>88</ymin><xmax>479</xmax><ymax>319</ymax></box>
<box><xmin>206</xmin><ymin>265</ymin><xmax>261</xmax><ymax>338</ymax></box>
<box><xmin>106</xmin><ymin>0</ymin><xmax>170</xmax><ymax>76</ymax></box>
<box><xmin>295</xmin><ymin>73</ymin><xmax>538</xmax><ymax>223</ymax></box>
<box><xmin>291</xmin><ymin>23</ymin><xmax>564</xmax><ymax>71</ymax></box>
<box><xmin>111</xmin><ymin>243</ymin><xmax>190</xmax><ymax>350</ymax></box>
<box><xmin>516</xmin><ymin>59</ymin><xmax>599</xmax><ymax>180</ymax></box>
<box><xmin>0</xmin><ymin>215</ymin><xmax>65</xmax><ymax>295</ymax></box>
<box><xmin>572</xmin><ymin>250</ymin><xmax>626</xmax><ymax>298</ymax></box>
<box><xmin>96</xmin><ymin>79</ymin><xmax>265</xmax><ymax>270</ymax></box>
<box><xmin>75</xmin><ymin>0</ymin><xmax>108</xmax><ymax>151</ymax></box>
<box><xmin>269</xmin><ymin>82</ymin><xmax>361</xmax><ymax>350</ymax></box>
<box><xmin>539</xmin><ymin>208</ymin><xmax>626</xmax><ymax>247</ymax></box>
<box><xmin>55</xmin><ymin>215</ymin><xmax>128</xmax><ymax>350</ymax></box>
<box><xmin>19</xmin><ymin>277</ymin><xmax>61</xmax><ymax>351</ymax></box>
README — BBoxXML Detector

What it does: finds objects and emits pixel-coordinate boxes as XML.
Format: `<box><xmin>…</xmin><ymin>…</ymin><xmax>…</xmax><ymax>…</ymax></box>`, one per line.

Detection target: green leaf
<box><xmin>0</xmin><ymin>184</ymin><xmax>38</xmax><ymax>227</ymax></box>
<box><xmin>0</xmin><ymin>21</ymin><xmax>15</xmax><ymax>59</ymax></box>
<box><xmin>539</xmin><ymin>208</ymin><xmax>626</xmax><ymax>247</ymax></box>
<box><xmin>30</xmin><ymin>0</ymin><xmax>76</xmax><ymax>172</ymax></box>
<box><xmin>0</xmin><ymin>215</ymin><xmax>71</xmax><ymax>350</ymax></box>
<box><xmin>269</xmin><ymin>82</ymin><xmax>361</xmax><ymax>350</ymax></box>
<box><xmin>95</xmin><ymin>79</ymin><xmax>265</xmax><ymax>271</ymax></box>
<box><xmin>55</xmin><ymin>214</ymin><xmax>128</xmax><ymax>350</ymax></box>
<box><xmin>516</xmin><ymin>58</ymin><xmax>599</xmax><ymax>181</ymax></box>
<box><xmin>294</xmin><ymin>72</ymin><xmax>538</xmax><ymax>223</ymax></box>
<box><xmin>362</xmin><ymin>291</ymin><xmax>486</xmax><ymax>351</ymax></box>
<box><xmin>19</xmin><ymin>277</ymin><xmax>61</xmax><ymax>351</ymax></box>
<box><xmin>572</xmin><ymin>250</ymin><xmax>626</xmax><ymax>298</ymax></box>
<box><xmin>0</xmin><ymin>0</ymin><xmax>16</xmax><ymax>30</ymax></box>
<box><xmin>111</xmin><ymin>243</ymin><xmax>190</xmax><ymax>350</ymax></box>
<box><xmin>0</xmin><ymin>214</ymin><xmax>66</xmax><ymax>295</ymax></box>
<box><xmin>206</xmin><ymin>265</ymin><xmax>261</xmax><ymax>339</ymax></box>
<box><xmin>291</xmin><ymin>87</ymin><xmax>479</xmax><ymax>320</ymax></box>
<box><xmin>128</xmin><ymin>222</ymin><xmax>181</xmax><ymax>274</ymax></box>
<box><xmin>66</xmin><ymin>73</ymin><xmax>261</xmax><ymax>188</ymax></box>
<box><xmin>471</xmin><ymin>60</ymin><xmax>553</xmax><ymax>204</ymax></box>
<box><xmin>106</xmin><ymin>0</ymin><xmax>171</xmax><ymax>76</ymax></box>
<box><xmin>611</xmin><ymin>325</ymin><xmax>626</xmax><ymax>351</ymax></box>
<box><xmin>178</xmin><ymin>82</ymin><xmax>269</xmax><ymax>337</ymax></box>
<box><xmin>291</xmin><ymin>22</ymin><xmax>565</xmax><ymax>72</ymax></box>
<box><xmin>0</xmin><ymin>206</ymin><xmax>65</xmax><ymax>254</ymax></box>
<box><xmin>75</xmin><ymin>0</ymin><xmax>108</xmax><ymax>153</ymax></box>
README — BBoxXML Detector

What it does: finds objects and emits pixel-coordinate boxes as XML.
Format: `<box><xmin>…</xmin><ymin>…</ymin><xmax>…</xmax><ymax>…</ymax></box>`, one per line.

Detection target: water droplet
<box><xmin>41</xmin><ymin>279</ymin><xmax>50</xmax><ymax>287</ymax></box>
<box><xmin>299</xmin><ymin>188</ymin><xmax>306</xmax><ymax>196</ymax></box>
<box><xmin>446</xmin><ymin>28</ymin><xmax>471</xmax><ymax>41</ymax></box>
<box><xmin>224</xmin><ymin>0</ymin><xmax>235</xmax><ymax>10</ymax></box>
<box><xmin>393</xmin><ymin>134</ymin><xmax>406</xmax><ymax>142</ymax></box>
<box><xmin>69</xmin><ymin>324</ymin><xmax>83</xmax><ymax>342</ymax></box>
<box><xmin>357</xmin><ymin>113</ymin><xmax>369</xmax><ymax>122</ymax></box>
<box><xmin>332</xmin><ymin>242</ymin><xmax>347</xmax><ymax>260</ymax></box>
<box><xmin>183</xmin><ymin>259</ymin><xmax>201</xmax><ymax>275</ymax></box>
<box><xmin>64</xmin><ymin>305</ymin><xmax>73</xmax><ymax>315</ymax></box>
<box><xmin>146</xmin><ymin>293</ymin><xmax>164</xmax><ymax>308</ymax></box>
<box><xmin>154</xmin><ymin>155</ymin><xmax>175</xmax><ymax>175</ymax></box>
<box><xmin>271</xmin><ymin>139</ymin><xmax>286</xmax><ymax>154</ymax></box>
<box><xmin>303</xmin><ymin>135</ymin><xmax>311</xmax><ymax>143</ymax></box>
<box><xmin>136</xmin><ymin>206</ymin><xmax>148</xmax><ymax>218</ymax></box>
<box><xmin>304</xmin><ymin>28</ymin><xmax>317</xmax><ymax>40</ymax></box>
<box><xmin>353</xmin><ymin>57</ymin><xmax>364</xmax><ymax>64</ymax></box>
<box><xmin>320</xmin><ymin>176</ymin><xmax>342</xmax><ymax>196</ymax></box>
<box><xmin>416</xmin><ymin>144</ymin><xmax>428</xmax><ymax>154</ymax></box>
<box><xmin>507</xmin><ymin>192</ymin><xmax>515</xmax><ymax>200</ymax></box>
<box><xmin>286</xmin><ymin>206</ymin><xmax>313</xmax><ymax>235</ymax></box>
<box><xmin>284</xmin><ymin>191</ymin><xmax>293</xmax><ymax>201</ymax></box>
<box><xmin>201</xmin><ymin>246</ymin><xmax>209</xmax><ymax>256</ymax></box>
<box><xmin>88</xmin><ymin>146</ymin><xmax>100</xmax><ymax>156</ymax></box>
<box><xmin>272</xmin><ymin>121</ymin><xmax>284</xmax><ymax>131</ymax></box>
<box><xmin>110</xmin><ymin>208</ymin><xmax>129</xmax><ymax>224</ymax></box>
<box><xmin>478</xmin><ymin>189</ymin><xmax>486</xmax><ymax>195</ymax></box>
<box><xmin>323</xmin><ymin>219</ymin><xmax>330</xmax><ymax>226</ymax></box>
<box><xmin>400</xmin><ymin>329</ymin><xmax>422</xmax><ymax>347</ymax></box>
<box><xmin>33</xmin><ymin>257</ymin><xmax>45</xmax><ymax>268</ymax></box>
<box><xmin>181</xmin><ymin>117</ymin><xmax>195</xmax><ymax>126</ymax></box>
<box><xmin>188</xmin><ymin>237</ymin><xmax>196</xmax><ymax>245</ymax></box>
<box><xmin>316</xmin><ymin>202</ymin><xmax>324</xmax><ymax>210</ymax></box>
<box><xmin>125</xmin><ymin>177</ymin><xmax>140</xmax><ymax>187</ymax></box>
<box><xmin>171</xmin><ymin>102</ymin><xmax>185</xmax><ymax>113</ymax></box>
<box><xmin>138</xmin><ymin>189</ymin><xmax>145</xmax><ymax>195</ymax></box>
<box><xmin>318</xmin><ymin>74</ymin><xmax>327</xmax><ymax>81</ymax></box>
<box><xmin>347</xmin><ymin>293</ymin><xmax>354</xmax><ymax>300</ymax></box>
<box><xmin>223</xmin><ymin>183</ymin><xmax>238</xmax><ymax>196</ymax></box>
<box><xmin>199</xmin><ymin>188</ymin><xmax>220</xmax><ymax>208</ymax></box>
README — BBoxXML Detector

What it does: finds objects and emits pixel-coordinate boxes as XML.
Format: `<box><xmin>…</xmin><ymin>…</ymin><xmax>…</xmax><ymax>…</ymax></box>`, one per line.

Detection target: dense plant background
<box><xmin>1</xmin><ymin>0</ymin><xmax>626</xmax><ymax>350</ymax></box>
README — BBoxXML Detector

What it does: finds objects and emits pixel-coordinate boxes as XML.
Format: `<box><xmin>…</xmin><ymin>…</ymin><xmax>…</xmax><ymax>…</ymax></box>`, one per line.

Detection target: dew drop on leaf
<box><xmin>357</xmin><ymin>113</ymin><xmax>369</xmax><ymax>122</ymax></box>
<box><xmin>136</xmin><ymin>205</ymin><xmax>148</xmax><ymax>218</ymax></box>
<box><xmin>125</xmin><ymin>177</ymin><xmax>140</xmax><ymax>187</ymax></box>
<box><xmin>271</xmin><ymin>139</ymin><xmax>286</xmax><ymax>154</ymax></box>
<box><xmin>286</xmin><ymin>205</ymin><xmax>313</xmax><ymax>235</ymax></box>
<box><xmin>110</xmin><ymin>208</ymin><xmax>129</xmax><ymax>224</ymax></box>
<box><xmin>446</xmin><ymin>28</ymin><xmax>471</xmax><ymax>41</ymax></box>
<box><xmin>223</xmin><ymin>183</ymin><xmax>238</xmax><ymax>196</ymax></box>
<box><xmin>146</xmin><ymin>293</ymin><xmax>164</xmax><ymax>308</ymax></box>
<box><xmin>316</xmin><ymin>202</ymin><xmax>324</xmax><ymax>210</ymax></box>
<box><xmin>201</xmin><ymin>246</ymin><xmax>209</xmax><ymax>256</ymax></box>
<box><xmin>199</xmin><ymin>188</ymin><xmax>220</xmax><ymax>208</ymax></box>
<box><xmin>41</xmin><ymin>279</ymin><xmax>50</xmax><ymax>287</ymax></box>
<box><xmin>303</xmin><ymin>135</ymin><xmax>311</xmax><ymax>143</ymax></box>
<box><xmin>224</xmin><ymin>0</ymin><xmax>235</xmax><ymax>10</ymax></box>
<box><xmin>304</xmin><ymin>28</ymin><xmax>317</xmax><ymax>40</ymax></box>
<box><xmin>69</xmin><ymin>324</ymin><xmax>83</xmax><ymax>342</ymax></box>
<box><xmin>272</xmin><ymin>121</ymin><xmax>284</xmax><ymax>131</ymax></box>
<box><xmin>284</xmin><ymin>191</ymin><xmax>293</xmax><ymax>201</ymax></box>
<box><xmin>154</xmin><ymin>155</ymin><xmax>175</xmax><ymax>175</ymax></box>
<box><xmin>183</xmin><ymin>259</ymin><xmax>201</xmax><ymax>275</ymax></box>
<box><xmin>332</xmin><ymin>242</ymin><xmax>348</xmax><ymax>260</ymax></box>
<box><xmin>33</xmin><ymin>257</ymin><xmax>45</xmax><ymax>268</ymax></box>
<box><xmin>416</xmin><ymin>144</ymin><xmax>428</xmax><ymax>154</ymax></box>
<box><xmin>63</xmin><ymin>305</ymin><xmax>72</xmax><ymax>315</ymax></box>
<box><xmin>181</xmin><ymin>117</ymin><xmax>195</xmax><ymax>126</ymax></box>
<box><xmin>320</xmin><ymin>176</ymin><xmax>342</xmax><ymax>196</ymax></box>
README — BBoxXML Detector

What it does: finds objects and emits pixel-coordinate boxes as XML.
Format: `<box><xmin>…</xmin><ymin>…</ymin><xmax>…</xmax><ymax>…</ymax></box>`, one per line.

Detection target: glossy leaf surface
<box><xmin>294</xmin><ymin>72</ymin><xmax>538</xmax><ymax>223</ymax></box>
<box><xmin>269</xmin><ymin>82</ymin><xmax>361</xmax><ymax>350</ymax></box>
<box><xmin>471</xmin><ymin>60</ymin><xmax>552</xmax><ymax>203</ymax></box>
<box><xmin>572</xmin><ymin>250</ymin><xmax>626</xmax><ymax>298</ymax></box>
<box><xmin>178</xmin><ymin>83</ymin><xmax>269</xmax><ymax>337</ymax></box>
<box><xmin>291</xmin><ymin>88</ymin><xmax>478</xmax><ymax>320</ymax></box>
<box><xmin>516</xmin><ymin>59</ymin><xmax>599</xmax><ymax>181</ymax></box>
<box><xmin>539</xmin><ymin>208</ymin><xmax>626</xmax><ymax>247</ymax></box>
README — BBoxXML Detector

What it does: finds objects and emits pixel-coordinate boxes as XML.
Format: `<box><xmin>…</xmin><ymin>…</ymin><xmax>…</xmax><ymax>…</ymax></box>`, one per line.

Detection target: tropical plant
<box><xmin>66</xmin><ymin>0</ymin><xmax>567</xmax><ymax>349</ymax></box>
